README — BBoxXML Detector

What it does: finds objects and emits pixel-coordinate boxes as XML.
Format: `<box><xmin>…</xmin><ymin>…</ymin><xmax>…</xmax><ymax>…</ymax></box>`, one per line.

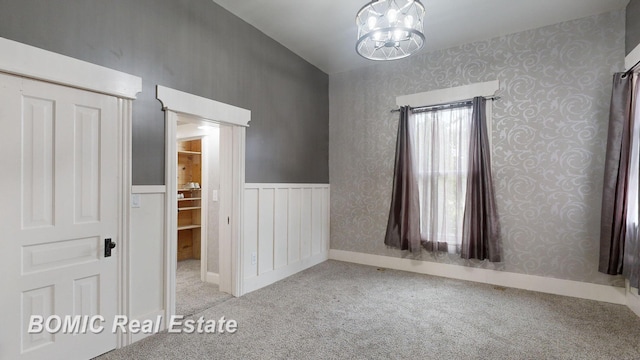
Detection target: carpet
<box><xmin>176</xmin><ymin>259</ymin><xmax>232</xmax><ymax>317</ymax></box>
<box><xmin>97</xmin><ymin>260</ymin><xmax>640</xmax><ymax>359</ymax></box>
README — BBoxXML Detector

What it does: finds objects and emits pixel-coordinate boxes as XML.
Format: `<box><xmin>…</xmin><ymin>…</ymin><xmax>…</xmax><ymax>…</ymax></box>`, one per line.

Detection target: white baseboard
<box><xmin>129</xmin><ymin>309</ymin><xmax>165</xmax><ymax>344</ymax></box>
<box><xmin>244</xmin><ymin>252</ymin><xmax>328</xmax><ymax>294</ymax></box>
<box><xmin>206</xmin><ymin>272</ymin><xmax>220</xmax><ymax>285</ymax></box>
<box><xmin>329</xmin><ymin>249</ymin><xmax>627</xmax><ymax>305</ymax></box>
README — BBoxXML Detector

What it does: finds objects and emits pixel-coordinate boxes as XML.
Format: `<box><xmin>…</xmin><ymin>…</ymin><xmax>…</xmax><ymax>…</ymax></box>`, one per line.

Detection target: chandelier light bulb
<box><xmin>387</xmin><ymin>8</ymin><xmax>397</xmax><ymax>23</ymax></box>
<box><xmin>367</xmin><ymin>16</ymin><xmax>377</xmax><ymax>30</ymax></box>
<box><xmin>404</xmin><ymin>15</ymin><xmax>414</xmax><ymax>28</ymax></box>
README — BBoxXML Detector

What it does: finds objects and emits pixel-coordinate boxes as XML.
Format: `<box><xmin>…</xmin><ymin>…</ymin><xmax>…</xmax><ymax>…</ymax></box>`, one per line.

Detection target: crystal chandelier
<box><xmin>355</xmin><ymin>0</ymin><xmax>425</xmax><ymax>61</ymax></box>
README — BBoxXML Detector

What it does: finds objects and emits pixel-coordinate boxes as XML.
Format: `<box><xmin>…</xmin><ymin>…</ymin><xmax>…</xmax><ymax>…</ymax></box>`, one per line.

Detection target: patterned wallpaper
<box><xmin>329</xmin><ymin>10</ymin><xmax>625</xmax><ymax>286</ymax></box>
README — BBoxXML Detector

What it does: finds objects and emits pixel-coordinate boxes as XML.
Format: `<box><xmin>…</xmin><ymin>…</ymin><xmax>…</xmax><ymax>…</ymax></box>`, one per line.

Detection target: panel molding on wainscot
<box><xmin>244</xmin><ymin>184</ymin><xmax>329</xmax><ymax>294</ymax></box>
<box><xmin>129</xmin><ymin>187</ymin><xmax>166</xmax><ymax>343</ymax></box>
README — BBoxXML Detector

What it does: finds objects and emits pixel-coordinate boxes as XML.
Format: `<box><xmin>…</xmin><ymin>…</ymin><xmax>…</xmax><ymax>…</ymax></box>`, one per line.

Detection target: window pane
<box><xmin>410</xmin><ymin>106</ymin><xmax>472</xmax><ymax>253</ymax></box>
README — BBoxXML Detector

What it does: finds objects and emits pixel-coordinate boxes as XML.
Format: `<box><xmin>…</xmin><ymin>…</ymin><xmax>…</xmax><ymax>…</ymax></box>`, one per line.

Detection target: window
<box><xmin>410</xmin><ymin>105</ymin><xmax>472</xmax><ymax>254</ymax></box>
<box><xmin>396</xmin><ymin>80</ymin><xmax>500</xmax><ymax>253</ymax></box>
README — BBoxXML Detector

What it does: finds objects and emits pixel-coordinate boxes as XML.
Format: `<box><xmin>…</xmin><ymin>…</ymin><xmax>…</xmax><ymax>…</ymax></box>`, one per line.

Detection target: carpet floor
<box><xmin>176</xmin><ymin>259</ymin><xmax>232</xmax><ymax>317</ymax></box>
<box><xmin>98</xmin><ymin>260</ymin><xmax>640</xmax><ymax>360</ymax></box>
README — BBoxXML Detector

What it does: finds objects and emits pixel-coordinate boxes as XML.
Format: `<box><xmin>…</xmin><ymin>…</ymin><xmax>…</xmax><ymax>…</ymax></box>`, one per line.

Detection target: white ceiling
<box><xmin>212</xmin><ymin>0</ymin><xmax>629</xmax><ymax>75</ymax></box>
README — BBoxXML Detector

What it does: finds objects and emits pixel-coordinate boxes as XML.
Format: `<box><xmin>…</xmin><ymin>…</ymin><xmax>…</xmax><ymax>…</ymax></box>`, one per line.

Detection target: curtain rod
<box><xmin>391</xmin><ymin>95</ymin><xmax>501</xmax><ymax>114</ymax></box>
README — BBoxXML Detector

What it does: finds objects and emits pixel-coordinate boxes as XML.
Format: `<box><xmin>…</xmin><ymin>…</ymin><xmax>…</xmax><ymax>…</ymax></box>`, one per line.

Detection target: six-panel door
<box><xmin>0</xmin><ymin>72</ymin><xmax>119</xmax><ymax>360</ymax></box>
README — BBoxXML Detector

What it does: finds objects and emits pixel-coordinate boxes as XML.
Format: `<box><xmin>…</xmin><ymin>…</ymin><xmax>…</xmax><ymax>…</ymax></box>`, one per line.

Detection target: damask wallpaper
<box><xmin>329</xmin><ymin>10</ymin><xmax>625</xmax><ymax>286</ymax></box>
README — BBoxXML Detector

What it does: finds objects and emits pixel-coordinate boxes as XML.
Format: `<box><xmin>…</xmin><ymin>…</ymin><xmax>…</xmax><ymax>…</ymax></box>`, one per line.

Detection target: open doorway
<box><xmin>158</xmin><ymin>85</ymin><xmax>249</xmax><ymax>321</ymax></box>
<box><xmin>174</xmin><ymin>118</ymin><xmax>231</xmax><ymax>315</ymax></box>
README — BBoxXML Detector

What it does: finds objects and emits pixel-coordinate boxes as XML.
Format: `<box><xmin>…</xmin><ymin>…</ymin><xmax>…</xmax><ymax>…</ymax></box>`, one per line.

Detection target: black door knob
<box><xmin>105</xmin><ymin>238</ymin><xmax>117</xmax><ymax>257</ymax></box>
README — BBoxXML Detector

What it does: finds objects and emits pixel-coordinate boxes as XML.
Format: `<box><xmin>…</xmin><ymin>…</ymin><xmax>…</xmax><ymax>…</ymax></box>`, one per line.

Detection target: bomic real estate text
<box><xmin>27</xmin><ymin>315</ymin><xmax>238</xmax><ymax>335</ymax></box>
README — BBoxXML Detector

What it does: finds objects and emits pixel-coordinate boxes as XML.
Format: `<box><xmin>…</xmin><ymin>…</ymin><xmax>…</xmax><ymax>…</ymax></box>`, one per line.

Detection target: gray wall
<box><xmin>0</xmin><ymin>0</ymin><xmax>329</xmax><ymax>184</ymax></box>
<box><xmin>330</xmin><ymin>11</ymin><xmax>625</xmax><ymax>286</ymax></box>
<box><xmin>627</xmin><ymin>0</ymin><xmax>640</xmax><ymax>54</ymax></box>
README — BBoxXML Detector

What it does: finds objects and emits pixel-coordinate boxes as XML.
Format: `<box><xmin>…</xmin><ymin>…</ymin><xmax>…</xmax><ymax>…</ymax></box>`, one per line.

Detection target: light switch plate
<box><xmin>131</xmin><ymin>194</ymin><xmax>141</xmax><ymax>208</ymax></box>
<box><xmin>211</xmin><ymin>190</ymin><xmax>218</xmax><ymax>202</ymax></box>
<box><xmin>251</xmin><ymin>252</ymin><xmax>257</xmax><ymax>265</ymax></box>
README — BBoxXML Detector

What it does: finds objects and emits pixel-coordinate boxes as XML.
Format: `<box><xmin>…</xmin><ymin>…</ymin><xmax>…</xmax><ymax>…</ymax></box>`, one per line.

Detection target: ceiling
<box><xmin>212</xmin><ymin>0</ymin><xmax>629</xmax><ymax>75</ymax></box>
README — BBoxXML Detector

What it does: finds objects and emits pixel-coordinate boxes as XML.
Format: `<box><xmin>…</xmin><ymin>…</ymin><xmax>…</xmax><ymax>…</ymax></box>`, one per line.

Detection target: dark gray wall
<box><xmin>627</xmin><ymin>0</ymin><xmax>640</xmax><ymax>54</ymax></box>
<box><xmin>0</xmin><ymin>0</ymin><xmax>329</xmax><ymax>184</ymax></box>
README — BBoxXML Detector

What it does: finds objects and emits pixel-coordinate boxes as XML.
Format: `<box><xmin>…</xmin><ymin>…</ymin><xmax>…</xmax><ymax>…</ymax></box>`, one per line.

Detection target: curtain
<box><xmin>384</xmin><ymin>106</ymin><xmax>421</xmax><ymax>252</ymax></box>
<box><xmin>599</xmin><ymin>73</ymin><xmax>633</xmax><ymax>275</ymax></box>
<box><xmin>625</xmin><ymin>76</ymin><xmax>640</xmax><ymax>288</ymax></box>
<box><xmin>460</xmin><ymin>97</ymin><xmax>502</xmax><ymax>262</ymax></box>
<box><xmin>411</xmin><ymin>105</ymin><xmax>472</xmax><ymax>253</ymax></box>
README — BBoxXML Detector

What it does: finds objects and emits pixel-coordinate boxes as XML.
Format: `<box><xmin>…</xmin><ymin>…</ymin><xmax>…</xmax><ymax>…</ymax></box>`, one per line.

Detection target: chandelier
<box><xmin>355</xmin><ymin>0</ymin><xmax>426</xmax><ymax>61</ymax></box>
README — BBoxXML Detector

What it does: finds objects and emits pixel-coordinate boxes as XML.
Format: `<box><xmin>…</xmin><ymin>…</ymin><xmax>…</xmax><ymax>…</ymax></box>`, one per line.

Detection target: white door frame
<box><xmin>0</xmin><ymin>37</ymin><xmax>142</xmax><ymax>350</ymax></box>
<box><xmin>174</xmin><ymin>129</ymin><xmax>210</xmax><ymax>283</ymax></box>
<box><xmin>157</xmin><ymin>86</ymin><xmax>249</xmax><ymax>319</ymax></box>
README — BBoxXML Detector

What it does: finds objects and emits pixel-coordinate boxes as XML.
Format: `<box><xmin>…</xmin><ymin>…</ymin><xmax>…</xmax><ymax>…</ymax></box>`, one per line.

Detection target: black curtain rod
<box><xmin>391</xmin><ymin>95</ymin><xmax>501</xmax><ymax>114</ymax></box>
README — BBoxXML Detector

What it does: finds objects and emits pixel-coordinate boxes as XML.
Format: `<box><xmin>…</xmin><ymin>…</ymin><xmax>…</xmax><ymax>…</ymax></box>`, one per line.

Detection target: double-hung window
<box><xmin>395</xmin><ymin>81</ymin><xmax>498</xmax><ymax>255</ymax></box>
<box><xmin>410</xmin><ymin>105</ymin><xmax>472</xmax><ymax>254</ymax></box>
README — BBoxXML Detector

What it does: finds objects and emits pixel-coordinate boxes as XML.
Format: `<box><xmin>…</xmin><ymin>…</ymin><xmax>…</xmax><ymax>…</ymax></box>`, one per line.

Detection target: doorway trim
<box><xmin>157</xmin><ymin>86</ymin><xmax>249</xmax><ymax>319</ymax></box>
<box><xmin>0</xmin><ymin>37</ymin><xmax>141</xmax><ymax>350</ymax></box>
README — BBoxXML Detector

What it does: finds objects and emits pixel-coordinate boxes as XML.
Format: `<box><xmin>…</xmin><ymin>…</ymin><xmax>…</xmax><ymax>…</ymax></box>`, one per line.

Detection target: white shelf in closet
<box><xmin>178</xmin><ymin>206</ymin><xmax>201</xmax><ymax>212</ymax></box>
<box><xmin>177</xmin><ymin>224</ymin><xmax>201</xmax><ymax>231</ymax></box>
<box><xmin>177</xmin><ymin>197</ymin><xmax>201</xmax><ymax>202</ymax></box>
<box><xmin>178</xmin><ymin>150</ymin><xmax>201</xmax><ymax>155</ymax></box>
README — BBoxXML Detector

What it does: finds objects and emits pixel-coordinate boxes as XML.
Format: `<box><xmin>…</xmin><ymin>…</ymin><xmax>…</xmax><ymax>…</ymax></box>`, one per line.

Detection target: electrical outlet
<box><xmin>251</xmin><ymin>252</ymin><xmax>257</xmax><ymax>265</ymax></box>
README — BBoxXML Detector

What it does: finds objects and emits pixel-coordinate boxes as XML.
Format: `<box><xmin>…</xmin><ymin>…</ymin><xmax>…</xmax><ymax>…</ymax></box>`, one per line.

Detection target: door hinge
<box><xmin>227</xmin><ymin>217</ymin><xmax>230</xmax><ymax>224</ymax></box>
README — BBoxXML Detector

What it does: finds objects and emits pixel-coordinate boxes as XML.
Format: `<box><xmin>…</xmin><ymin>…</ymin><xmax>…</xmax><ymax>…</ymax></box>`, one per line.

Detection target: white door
<box><xmin>0</xmin><ymin>73</ymin><xmax>119</xmax><ymax>359</ymax></box>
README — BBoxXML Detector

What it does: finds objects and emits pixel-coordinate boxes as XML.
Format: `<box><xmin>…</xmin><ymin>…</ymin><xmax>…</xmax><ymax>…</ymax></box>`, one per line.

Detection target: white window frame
<box><xmin>396</xmin><ymin>80</ymin><xmax>500</xmax><ymax>149</ymax></box>
<box><xmin>396</xmin><ymin>80</ymin><xmax>499</xmax><ymax>249</ymax></box>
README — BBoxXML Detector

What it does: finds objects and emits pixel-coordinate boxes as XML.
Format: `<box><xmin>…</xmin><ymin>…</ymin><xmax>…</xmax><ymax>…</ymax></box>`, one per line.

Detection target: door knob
<box><xmin>105</xmin><ymin>238</ymin><xmax>117</xmax><ymax>257</ymax></box>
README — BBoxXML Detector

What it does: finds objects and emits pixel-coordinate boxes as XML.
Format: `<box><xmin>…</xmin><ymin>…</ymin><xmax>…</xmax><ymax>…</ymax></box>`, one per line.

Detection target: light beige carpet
<box><xmin>98</xmin><ymin>260</ymin><xmax>640</xmax><ymax>359</ymax></box>
<box><xmin>176</xmin><ymin>259</ymin><xmax>232</xmax><ymax>317</ymax></box>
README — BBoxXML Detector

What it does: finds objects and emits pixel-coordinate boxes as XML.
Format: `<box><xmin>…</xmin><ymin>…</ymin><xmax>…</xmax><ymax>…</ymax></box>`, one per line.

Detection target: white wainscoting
<box><xmin>329</xmin><ymin>250</ymin><xmax>627</xmax><ymax>305</ymax></box>
<box><xmin>129</xmin><ymin>186</ymin><xmax>166</xmax><ymax>343</ymax></box>
<box><xmin>244</xmin><ymin>184</ymin><xmax>329</xmax><ymax>294</ymax></box>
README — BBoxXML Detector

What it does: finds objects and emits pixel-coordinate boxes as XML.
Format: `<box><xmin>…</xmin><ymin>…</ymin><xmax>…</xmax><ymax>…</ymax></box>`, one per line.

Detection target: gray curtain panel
<box><xmin>460</xmin><ymin>97</ymin><xmax>502</xmax><ymax>262</ymax></box>
<box><xmin>384</xmin><ymin>106</ymin><xmax>421</xmax><ymax>252</ymax></box>
<box><xmin>599</xmin><ymin>73</ymin><xmax>632</xmax><ymax>275</ymax></box>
